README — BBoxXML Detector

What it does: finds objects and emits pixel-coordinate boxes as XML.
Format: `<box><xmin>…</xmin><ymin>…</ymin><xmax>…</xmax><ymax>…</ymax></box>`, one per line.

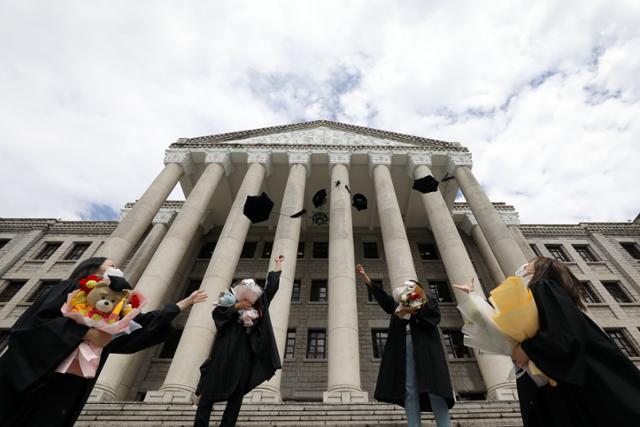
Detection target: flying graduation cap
<box><xmin>312</xmin><ymin>189</ymin><xmax>328</xmax><ymax>208</ymax></box>
<box><xmin>243</xmin><ymin>192</ymin><xmax>306</xmax><ymax>224</ymax></box>
<box><xmin>352</xmin><ymin>193</ymin><xmax>368</xmax><ymax>211</ymax></box>
<box><xmin>411</xmin><ymin>174</ymin><xmax>455</xmax><ymax>194</ymax></box>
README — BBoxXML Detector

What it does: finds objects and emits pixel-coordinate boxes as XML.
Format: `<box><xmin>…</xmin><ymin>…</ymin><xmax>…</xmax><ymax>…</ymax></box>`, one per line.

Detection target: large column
<box><xmin>247</xmin><ymin>152</ymin><xmax>310</xmax><ymax>403</ymax></box>
<box><xmin>92</xmin><ymin>150</ymin><xmax>231</xmax><ymax>401</ymax></box>
<box><xmin>410</xmin><ymin>155</ymin><xmax>517</xmax><ymax>400</ymax></box>
<box><xmin>123</xmin><ymin>210</ymin><xmax>176</xmax><ymax>286</ymax></box>
<box><xmin>323</xmin><ymin>152</ymin><xmax>368</xmax><ymax>404</ymax></box>
<box><xmin>153</xmin><ymin>152</ymin><xmax>270</xmax><ymax>402</ymax></box>
<box><xmin>462</xmin><ymin>216</ymin><xmax>506</xmax><ymax>286</ymax></box>
<box><xmin>453</xmin><ymin>159</ymin><xmax>527</xmax><ymax>275</ymax></box>
<box><xmin>96</xmin><ymin>150</ymin><xmax>190</xmax><ymax>265</ymax></box>
<box><xmin>509</xmin><ymin>225</ymin><xmax>536</xmax><ymax>261</ymax></box>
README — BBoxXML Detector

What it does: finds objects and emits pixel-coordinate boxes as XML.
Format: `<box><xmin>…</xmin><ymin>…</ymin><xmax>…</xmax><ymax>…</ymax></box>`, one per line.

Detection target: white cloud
<box><xmin>0</xmin><ymin>0</ymin><xmax>638</xmax><ymax>223</ymax></box>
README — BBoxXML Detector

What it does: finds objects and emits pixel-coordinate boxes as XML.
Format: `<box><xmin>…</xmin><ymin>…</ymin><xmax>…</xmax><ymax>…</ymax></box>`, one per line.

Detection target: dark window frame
<box><xmin>310</xmin><ymin>279</ymin><xmax>328</xmax><ymax>302</ymax></box>
<box><xmin>418</xmin><ymin>243</ymin><xmax>439</xmax><ymax>260</ymax></box>
<box><xmin>442</xmin><ymin>329</ymin><xmax>473</xmax><ymax>359</ymax></box>
<box><xmin>28</xmin><ymin>280</ymin><xmax>59</xmax><ymax>303</ymax></box>
<box><xmin>64</xmin><ymin>242</ymin><xmax>91</xmax><ymax>261</ymax></box>
<box><xmin>291</xmin><ymin>280</ymin><xmax>301</xmax><ymax>302</ymax></box>
<box><xmin>312</xmin><ymin>242</ymin><xmax>329</xmax><ymax>259</ymax></box>
<box><xmin>620</xmin><ymin>242</ymin><xmax>640</xmax><ymax>260</ymax></box>
<box><xmin>530</xmin><ymin>244</ymin><xmax>542</xmax><ymax>256</ymax></box>
<box><xmin>602</xmin><ymin>281</ymin><xmax>634</xmax><ymax>303</ymax></box>
<box><xmin>285</xmin><ymin>329</ymin><xmax>296</xmax><ymax>359</ymax></box>
<box><xmin>0</xmin><ymin>239</ymin><xmax>10</xmax><ymax>251</ymax></box>
<box><xmin>545</xmin><ymin>244</ymin><xmax>571</xmax><ymax>262</ymax></box>
<box><xmin>297</xmin><ymin>241</ymin><xmax>305</xmax><ymax>259</ymax></box>
<box><xmin>581</xmin><ymin>281</ymin><xmax>601</xmax><ymax>304</ymax></box>
<box><xmin>605</xmin><ymin>329</ymin><xmax>639</xmax><ymax>358</ymax></box>
<box><xmin>429</xmin><ymin>280</ymin><xmax>453</xmax><ymax>303</ymax></box>
<box><xmin>34</xmin><ymin>242</ymin><xmax>62</xmax><ymax>261</ymax></box>
<box><xmin>0</xmin><ymin>280</ymin><xmax>26</xmax><ymax>303</ymax></box>
<box><xmin>306</xmin><ymin>329</ymin><xmax>327</xmax><ymax>359</ymax></box>
<box><xmin>573</xmin><ymin>245</ymin><xmax>598</xmax><ymax>262</ymax></box>
<box><xmin>261</xmin><ymin>241</ymin><xmax>273</xmax><ymax>259</ymax></box>
<box><xmin>362</xmin><ymin>242</ymin><xmax>380</xmax><ymax>259</ymax></box>
<box><xmin>371</xmin><ymin>329</ymin><xmax>388</xmax><ymax>359</ymax></box>
<box><xmin>240</xmin><ymin>241</ymin><xmax>258</xmax><ymax>259</ymax></box>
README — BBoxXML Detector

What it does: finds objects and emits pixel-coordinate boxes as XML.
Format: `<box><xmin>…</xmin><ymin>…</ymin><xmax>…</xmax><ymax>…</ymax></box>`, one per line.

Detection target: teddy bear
<box><xmin>85</xmin><ymin>281</ymin><xmax>131</xmax><ymax>323</ymax></box>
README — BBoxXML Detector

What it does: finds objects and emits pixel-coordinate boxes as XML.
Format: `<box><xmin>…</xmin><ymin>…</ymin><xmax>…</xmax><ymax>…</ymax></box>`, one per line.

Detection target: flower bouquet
<box><xmin>55</xmin><ymin>274</ymin><xmax>146</xmax><ymax>378</ymax></box>
<box><xmin>392</xmin><ymin>281</ymin><xmax>427</xmax><ymax>319</ymax></box>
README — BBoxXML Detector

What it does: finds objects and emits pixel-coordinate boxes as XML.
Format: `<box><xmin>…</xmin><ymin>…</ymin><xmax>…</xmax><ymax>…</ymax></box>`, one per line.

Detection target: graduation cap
<box><xmin>243</xmin><ymin>192</ymin><xmax>306</xmax><ymax>224</ymax></box>
<box><xmin>412</xmin><ymin>175</ymin><xmax>440</xmax><ymax>194</ymax></box>
<box><xmin>352</xmin><ymin>193</ymin><xmax>368</xmax><ymax>211</ymax></box>
<box><xmin>312</xmin><ymin>189</ymin><xmax>328</xmax><ymax>208</ymax></box>
<box><xmin>107</xmin><ymin>275</ymin><xmax>132</xmax><ymax>292</ymax></box>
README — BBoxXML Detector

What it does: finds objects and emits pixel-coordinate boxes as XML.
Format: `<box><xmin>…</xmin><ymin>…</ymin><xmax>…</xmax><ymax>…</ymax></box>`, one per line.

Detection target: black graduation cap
<box><xmin>352</xmin><ymin>193</ymin><xmax>368</xmax><ymax>211</ymax></box>
<box><xmin>312</xmin><ymin>189</ymin><xmax>328</xmax><ymax>208</ymax></box>
<box><xmin>412</xmin><ymin>175</ymin><xmax>440</xmax><ymax>194</ymax></box>
<box><xmin>108</xmin><ymin>275</ymin><xmax>132</xmax><ymax>292</ymax></box>
<box><xmin>243</xmin><ymin>192</ymin><xmax>307</xmax><ymax>224</ymax></box>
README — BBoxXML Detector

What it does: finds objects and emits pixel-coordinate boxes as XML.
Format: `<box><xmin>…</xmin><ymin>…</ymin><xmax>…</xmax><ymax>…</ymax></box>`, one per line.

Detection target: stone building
<box><xmin>1</xmin><ymin>121</ymin><xmax>639</xmax><ymax>425</ymax></box>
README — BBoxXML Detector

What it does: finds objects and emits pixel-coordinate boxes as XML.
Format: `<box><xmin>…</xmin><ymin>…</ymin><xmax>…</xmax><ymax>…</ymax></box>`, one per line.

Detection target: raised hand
<box><xmin>234</xmin><ymin>299</ymin><xmax>253</xmax><ymax>311</ymax></box>
<box><xmin>452</xmin><ymin>277</ymin><xmax>475</xmax><ymax>294</ymax></box>
<box><xmin>355</xmin><ymin>264</ymin><xmax>371</xmax><ymax>286</ymax></box>
<box><xmin>274</xmin><ymin>255</ymin><xmax>284</xmax><ymax>272</ymax></box>
<box><xmin>176</xmin><ymin>289</ymin><xmax>208</xmax><ymax>311</ymax></box>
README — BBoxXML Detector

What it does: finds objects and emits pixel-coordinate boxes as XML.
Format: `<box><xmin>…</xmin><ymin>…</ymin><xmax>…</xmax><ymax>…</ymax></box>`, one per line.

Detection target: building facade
<box><xmin>1</xmin><ymin>121</ymin><xmax>639</xmax><ymax>408</ymax></box>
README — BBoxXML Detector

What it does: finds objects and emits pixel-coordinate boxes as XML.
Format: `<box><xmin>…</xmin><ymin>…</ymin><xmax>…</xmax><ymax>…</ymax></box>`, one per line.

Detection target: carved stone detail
<box><xmin>152</xmin><ymin>209</ymin><xmax>177</xmax><ymax>225</ymax></box>
<box><xmin>288</xmin><ymin>150</ymin><xmax>311</xmax><ymax>176</ymax></box>
<box><xmin>407</xmin><ymin>153</ymin><xmax>433</xmax><ymax>177</ymax></box>
<box><xmin>446</xmin><ymin>152</ymin><xmax>473</xmax><ymax>173</ymax></box>
<box><xmin>368</xmin><ymin>152</ymin><xmax>392</xmax><ymax>176</ymax></box>
<box><xmin>204</xmin><ymin>150</ymin><xmax>233</xmax><ymax>176</ymax></box>
<box><xmin>328</xmin><ymin>151</ymin><xmax>351</xmax><ymax>166</ymax></box>
<box><xmin>247</xmin><ymin>150</ymin><xmax>272</xmax><ymax>176</ymax></box>
<box><xmin>164</xmin><ymin>149</ymin><xmax>194</xmax><ymax>175</ymax></box>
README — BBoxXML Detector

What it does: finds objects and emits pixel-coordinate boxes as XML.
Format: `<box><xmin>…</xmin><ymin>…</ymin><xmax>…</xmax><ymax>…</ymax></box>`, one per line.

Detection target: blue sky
<box><xmin>0</xmin><ymin>1</ymin><xmax>638</xmax><ymax>224</ymax></box>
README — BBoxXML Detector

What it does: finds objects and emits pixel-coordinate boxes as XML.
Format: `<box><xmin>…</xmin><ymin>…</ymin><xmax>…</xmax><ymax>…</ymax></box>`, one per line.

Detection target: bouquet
<box><xmin>230</xmin><ymin>279</ymin><xmax>263</xmax><ymax>327</ymax></box>
<box><xmin>392</xmin><ymin>280</ymin><xmax>427</xmax><ymax>319</ymax></box>
<box><xmin>56</xmin><ymin>274</ymin><xmax>146</xmax><ymax>378</ymax></box>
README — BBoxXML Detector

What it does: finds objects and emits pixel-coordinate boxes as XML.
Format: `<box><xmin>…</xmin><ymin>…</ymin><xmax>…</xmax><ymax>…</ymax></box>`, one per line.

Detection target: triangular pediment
<box><xmin>173</xmin><ymin>120</ymin><xmax>463</xmax><ymax>151</ymax></box>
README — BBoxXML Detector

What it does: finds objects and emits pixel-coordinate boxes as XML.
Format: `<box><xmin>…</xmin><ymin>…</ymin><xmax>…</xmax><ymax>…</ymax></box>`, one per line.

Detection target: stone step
<box><xmin>77</xmin><ymin>401</ymin><xmax>524</xmax><ymax>426</ymax></box>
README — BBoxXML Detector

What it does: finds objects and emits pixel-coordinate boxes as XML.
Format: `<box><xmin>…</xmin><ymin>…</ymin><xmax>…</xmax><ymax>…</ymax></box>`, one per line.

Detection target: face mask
<box><xmin>515</xmin><ymin>264</ymin><xmax>528</xmax><ymax>278</ymax></box>
<box><xmin>104</xmin><ymin>267</ymin><xmax>125</xmax><ymax>278</ymax></box>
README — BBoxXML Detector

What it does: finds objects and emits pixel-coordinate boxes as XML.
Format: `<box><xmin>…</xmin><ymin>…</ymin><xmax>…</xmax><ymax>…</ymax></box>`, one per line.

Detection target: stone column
<box><xmin>92</xmin><ymin>150</ymin><xmax>231</xmax><ymax>401</ymax></box>
<box><xmin>453</xmin><ymin>159</ymin><xmax>527</xmax><ymax>275</ymax></box>
<box><xmin>462</xmin><ymin>216</ymin><xmax>506</xmax><ymax>286</ymax></box>
<box><xmin>123</xmin><ymin>210</ymin><xmax>176</xmax><ymax>286</ymax></box>
<box><xmin>153</xmin><ymin>152</ymin><xmax>270</xmax><ymax>402</ymax></box>
<box><xmin>509</xmin><ymin>225</ymin><xmax>536</xmax><ymax>261</ymax></box>
<box><xmin>410</xmin><ymin>155</ymin><xmax>517</xmax><ymax>400</ymax></box>
<box><xmin>96</xmin><ymin>150</ymin><xmax>190</xmax><ymax>265</ymax></box>
<box><xmin>323</xmin><ymin>152</ymin><xmax>368</xmax><ymax>404</ymax></box>
<box><xmin>247</xmin><ymin>152</ymin><xmax>310</xmax><ymax>403</ymax></box>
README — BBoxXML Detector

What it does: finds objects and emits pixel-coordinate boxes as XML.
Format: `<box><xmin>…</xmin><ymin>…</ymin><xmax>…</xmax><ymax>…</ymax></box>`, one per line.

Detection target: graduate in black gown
<box><xmin>194</xmin><ymin>255</ymin><xmax>284</xmax><ymax>427</ymax></box>
<box><xmin>509</xmin><ymin>256</ymin><xmax>640</xmax><ymax>427</ymax></box>
<box><xmin>0</xmin><ymin>257</ymin><xmax>207</xmax><ymax>427</ymax></box>
<box><xmin>355</xmin><ymin>265</ymin><xmax>454</xmax><ymax>427</ymax></box>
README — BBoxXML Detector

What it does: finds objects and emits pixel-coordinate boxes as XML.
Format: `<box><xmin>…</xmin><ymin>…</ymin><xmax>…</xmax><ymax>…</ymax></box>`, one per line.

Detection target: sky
<box><xmin>0</xmin><ymin>1</ymin><xmax>638</xmax><ymax>224</ymax></box>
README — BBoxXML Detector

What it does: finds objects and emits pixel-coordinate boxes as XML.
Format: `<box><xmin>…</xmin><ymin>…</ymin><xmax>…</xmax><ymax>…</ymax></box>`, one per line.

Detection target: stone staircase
<box><xmin>77</xmin><ymin>401</ymin><xmax>524</xmax><ymax>426</ymax></box>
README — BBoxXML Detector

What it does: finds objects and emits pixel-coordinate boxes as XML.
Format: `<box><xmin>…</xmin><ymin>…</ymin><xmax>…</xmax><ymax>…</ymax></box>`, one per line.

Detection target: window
<box><xmin>530</xmin><ymin>244</ymin><xmax>542</xmax><ymax>256</ymax></box>
<box><xmin>306</xmin><ymin>329</ymin><xmax>326</xmax><ymax>359</ymax></box>
<box><xmin>581</xmin><ymin>281</ymin><xmax>601</xmax><ymax>304</ymax></box>
<box><xmin>285</xmin><ymin>329</ymin><xmax>296</xmax><ymax>359</ymax></box>
<box><xmin>620</xmin><ymin>242</ymin><xmax>640</xmax><ymax>260</ymax></box>
<box><xmin>368</xmin><ymin>279</ymin><xmax>383</xmax><ymax>302</ymax></box>
<box><xmin>240</xmin><ymin>241</ymin><xmax>257</xmax><ymax>258</ymax></box>
<box><xmin>197</xmin><ymin>241</ymin><xmax>217</xmax><ymax>259</ymax></box>
<box><xmin>34</xmin><ymin>242</ymin><xmax>62</xmax><ymax>260</ymax></box>
<box><xmin>372</xmin><ymin>329</ymin><xmax>388</xmax><ymax>359</ymax></box>
<box><xmin>605</xmin><ymin>329</ymin><xmax>639</xmax><ymax>357</ymax></box>
<box><xmin>310</xmin><ymin>280</ymin><xmax>327</xmax><ymax>302</ymax></box>
<box><xmin>159</xmin><ymin>329</ymin><xmax>183</xmax><ymax>358</ymax></box>
<box><xmin>28</xmin><ymin>280</ymin><xmax>58</xmax><ymax>303</ymax></box>
<box><xmin>573</xmin><ymin>245</ymin><xmax>598</xmax><ymax>262</ymax></box>
<box><xmin>183</xmin><ymin>279</ymin><xmax>202</xmax><ymax>298</ymax></box>
<box><xmin>0</xmin><ymin>239</ymin><xmax>10</xmax><ymax>251</ymax></box>
<box><xmin>602</xmin><ymin>281</ymin><xmax>633</xmax><ymax>303</ymax></box>
<box><xmin>363</xmin><ymin>242</ymin><xmax>379</xmax><ymax>259</ymax></box>
<box><xmin>313</xmin><ymin>242</ymin><xmax>328</xmax><ymax>259</ymax></box>
<box><xmin>262</xmin><ymin>241</ymin><xmax>273</xmax><ymax>258</ymax></box>
<box><xmin>0</xmin><ymin>281</ymin><xmax>26</xmax><ymax>302</ymax></box>
<box><xmin>442</xmin><ymin>330</ymin><xmax>473</xmax><ymax>359</ymax></box>
<box><xmin>429</xmin><ymin>281</ymin><xmax>453</xmax><ymax>303</ymax></box>
<box><xmin>64</xmin><ymin>242</ymin><xmax>91</xmax><ymax>261</ymax></box>
<box><xmin>418</xmin><ymin>243</ymin><xmax>439</xmax><ymax>260</ymax></box>
<box><xmin>546</xmin><ymin>245</ymin><xmax>571</xmax><ymax>262</ymax></box>
<box><xmin>291</xmin><ymin>280</ymin><xmax>301</xmax><ymax>302</ymax></box>
<box><xmin>297</xmin><ymin>241</ymin><xmax>305</xmax><ymax>259</ymax></box>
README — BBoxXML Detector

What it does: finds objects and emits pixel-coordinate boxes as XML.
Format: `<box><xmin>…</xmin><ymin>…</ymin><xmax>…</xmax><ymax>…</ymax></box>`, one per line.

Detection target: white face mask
<box><xmin>515</xmin><ymin>264</ymin><xmax>532</xmax><ymax>286</ymax></box>
<box><xmin>104</xmin><ymin>267</ymin><xmax>125</xmax><ymax>278</ymax></box>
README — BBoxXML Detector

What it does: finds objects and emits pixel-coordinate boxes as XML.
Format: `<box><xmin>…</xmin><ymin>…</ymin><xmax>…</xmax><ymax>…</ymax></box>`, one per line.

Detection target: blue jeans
<box><xmin>405</xmin><ymin>334</ymin><xmax>452</xmax><ymax>427</ymax></box>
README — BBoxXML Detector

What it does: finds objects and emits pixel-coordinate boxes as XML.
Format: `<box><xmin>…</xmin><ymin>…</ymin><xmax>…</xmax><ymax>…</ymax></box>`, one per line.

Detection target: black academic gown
<box><xmin>0</xmin><ymin>279</ymin><xmax>181</xmax><ymax>427</ymax></box>
<box><xmin>370</xmin><ymin>281</ymin><xmax>455</xmax><ymax>411</ymax></box>
<box><xmin>518</xmin><ymin>279</ymin><xmax>640</xmax><ymax>427</ymax></box>
<box><xmin>198</xmin><ymin>271</ymin><xmax>282</xmax><ymax>401</ymax></box>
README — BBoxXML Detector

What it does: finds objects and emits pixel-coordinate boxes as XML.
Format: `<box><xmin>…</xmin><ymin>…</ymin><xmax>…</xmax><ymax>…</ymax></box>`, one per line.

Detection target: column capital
<box><xmin>164</xmin><ymin>149</ymin><xmax>195</xmax><ymax>175</ymax></box>
<box><xmin>459</xmin><ymin>213</ymin><xmax>479</xmax><ymax>236</ymax></box>
<box><xmin>368</xmin><ymin>152</ymin><xmax>392</xmax><ymax>176</ymax></box>
<box><xmin>328</xmin><ymin>151</ymin><xmax>351</xmax><ymax>173</ymax></box>
<box><xmin>288</xmin><ymin>150</ymin><xmax>311</xmax><ymax>176</ymax></box>
<box><xmin>152</xmin><ymin>209</ymin><xmax>177</xmax><ymax>225</ymax></box>
<box><xmin>446</xmin><ymin>152</ymin><xmax>473</xmax><ymax>173</ymax></box>
<box><xmin>407</xmin><ymin>153</ymin><xmax>433</xmax><ymax>177</ymax></box>
<box><xmin>204</xmin><ymin>149</ymin><xmax>233</xmax><ymax>176</ymax></box>
<box><xmin>247</xmin><ymin>149</ymin><xmax>273</xmax><ymax>176</ymax></box>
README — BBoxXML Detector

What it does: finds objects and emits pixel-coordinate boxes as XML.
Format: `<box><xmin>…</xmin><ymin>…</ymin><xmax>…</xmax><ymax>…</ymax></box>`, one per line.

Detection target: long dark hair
<box><xmin>68</xmin><ymin>257</ymin><xmax>107</xmax><ymax>282</ymax></box>
<box><xmin>529</xmin><ymin>256</ymin><xmax>586</xmax><ymax>310</ymax></box>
